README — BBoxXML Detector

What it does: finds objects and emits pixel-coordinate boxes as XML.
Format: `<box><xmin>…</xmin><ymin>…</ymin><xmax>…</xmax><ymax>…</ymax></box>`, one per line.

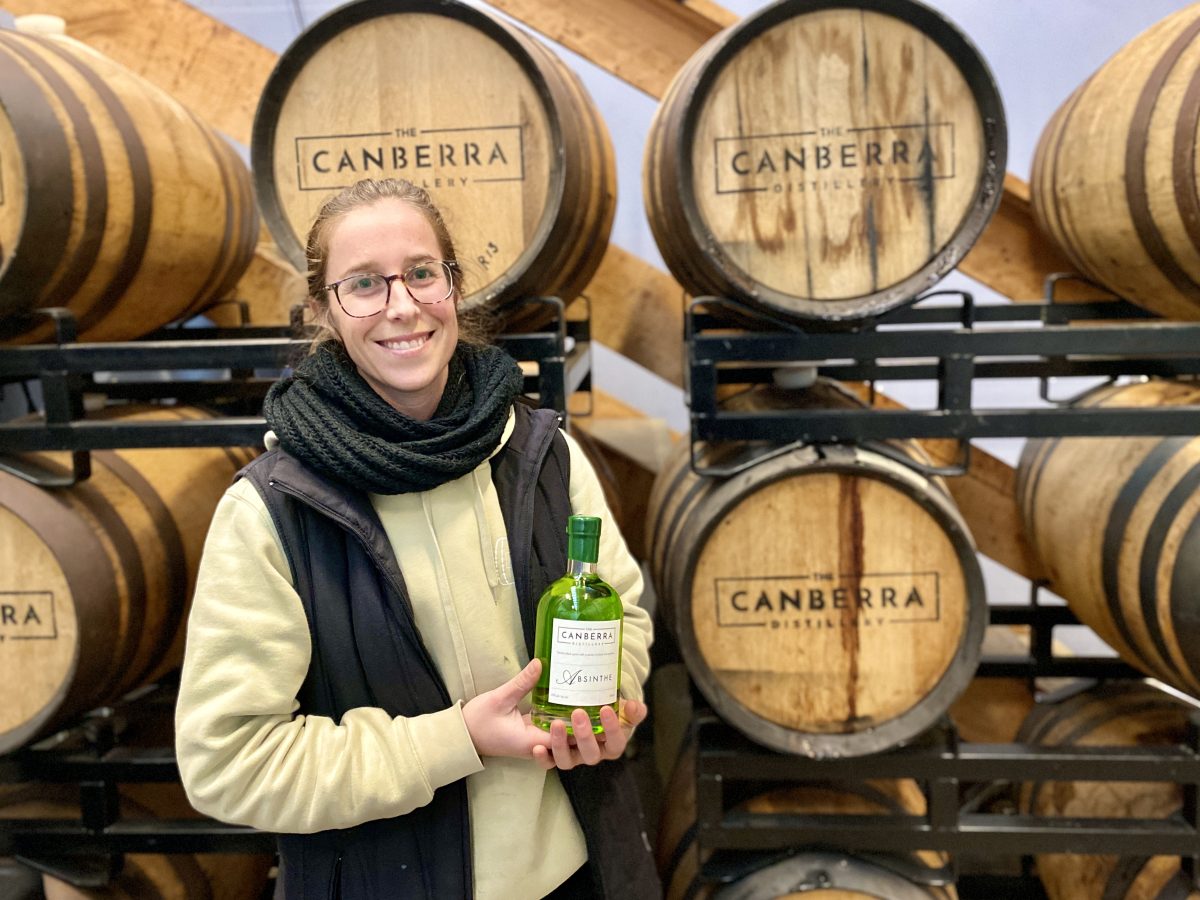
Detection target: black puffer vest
<box><xmin>239</xmin><ymin>404</ymin><xmax>660</xmax><ymax>900</ymax></box>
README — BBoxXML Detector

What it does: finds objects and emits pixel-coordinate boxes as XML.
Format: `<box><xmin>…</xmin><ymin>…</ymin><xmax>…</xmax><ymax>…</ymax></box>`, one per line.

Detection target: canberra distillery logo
<box><xmin>554</xmin><ymin>622</ymin><xmax>618</xmax><ymax>645</ymax></box>
<box><xmin>0</xmin><ymin>592</ymin><xmax>57</xmax><ymax>641</ymax></box>
<box><xmin>293</xmin><ymin>124</ymin><xmax>526</xmax><ymax>191</ymax></box>
<box><xmin>713</xmin><ymin>573</ymin><xmax>940</xmax><ymax>629</ymax></box>
<box><xmin>713</xmin><ymin>123</ymin><xmax>956</xmax><ymax>195</ymax></box>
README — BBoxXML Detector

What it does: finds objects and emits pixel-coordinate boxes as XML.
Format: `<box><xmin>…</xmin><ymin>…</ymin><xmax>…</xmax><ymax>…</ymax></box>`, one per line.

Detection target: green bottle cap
<box><xmin>567</xmin><ymin>515</ymin><xmax>602</xmax><ymax>564</ymax></box>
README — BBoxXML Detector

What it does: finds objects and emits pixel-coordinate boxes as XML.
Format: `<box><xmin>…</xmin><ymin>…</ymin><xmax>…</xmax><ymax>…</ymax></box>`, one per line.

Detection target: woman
<box><xmin>175</xmin><ymin>178</ymin><xmax>659</xmax><ymax>899</ymax></box>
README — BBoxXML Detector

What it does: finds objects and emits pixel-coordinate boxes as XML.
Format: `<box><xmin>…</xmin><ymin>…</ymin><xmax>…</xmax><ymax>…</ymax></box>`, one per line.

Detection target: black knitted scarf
<box><xmin>263</xmin><ymin>340</ymin><xmax>524</xmax><ymax>495</ymax></box>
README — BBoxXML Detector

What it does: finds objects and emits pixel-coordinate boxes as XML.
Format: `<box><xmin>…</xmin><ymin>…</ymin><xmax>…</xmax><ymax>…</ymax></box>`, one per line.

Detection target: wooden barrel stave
<box><xmin>0</xmin><ymin>32</ymin><xmax>258</xmax><ymax>343</ymax></box>
<box><xmin>947</xmin><ymin>625</ymin><xmax>1037</xmax><ymax>744</ymax></box>
<box><xmin>646</xmin><ymin>382</ymin><xmax>987</xmax><ymax>757</ymax></box>
<box><xmin>1017</xmin><ymin>379</ymin><xmax>1200</xmax><ymax>695</ymax></box>
<box><xmin>1016</xmin><ymin>683</ymin><xmax>1200</xmax><ymax>900</ymax></box>
<box><xmin>643</xmin><ymin>0</ymin><xmax>1005</xmax><ymax>325</ymax></box>
<box><xmin>0</xmin><ymin>407</ymin><xmax>256</xmax><ymax>752</ymax></box>
<box><xmin>1030</xmin><ymin>6</ymin><xmax>1200</xmax><ymax>319</ymax></box>
<box><xmin>252</xmin><ymin>0</ymin><xmax>615</xmax><ymax>329</ymax></box>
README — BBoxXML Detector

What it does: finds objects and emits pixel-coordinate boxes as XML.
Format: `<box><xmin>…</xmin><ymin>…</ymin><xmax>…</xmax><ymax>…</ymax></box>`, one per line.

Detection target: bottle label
<box><xmin>548</xmin><ymin>618</ymin><xmax>620</xmax><ymax>707</ymax></box>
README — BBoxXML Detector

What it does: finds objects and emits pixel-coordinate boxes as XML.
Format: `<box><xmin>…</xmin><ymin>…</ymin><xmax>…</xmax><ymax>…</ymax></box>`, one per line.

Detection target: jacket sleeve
<box><xmin>561</xmin><ymin>432</ymin><xmax>654</xmax><ymax>706</ymax></box>
<box><xmin>175</xmin><ymin>479</ymin><xmax>484</xmax><ymax>834</ymax></box>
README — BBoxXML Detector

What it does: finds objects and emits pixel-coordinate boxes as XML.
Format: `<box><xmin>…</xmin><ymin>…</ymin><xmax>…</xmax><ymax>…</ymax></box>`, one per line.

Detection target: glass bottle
<box><xmin>531</xmin><ymin>515</ymin><xmax>623</xmax><ymax>734</ymax></box>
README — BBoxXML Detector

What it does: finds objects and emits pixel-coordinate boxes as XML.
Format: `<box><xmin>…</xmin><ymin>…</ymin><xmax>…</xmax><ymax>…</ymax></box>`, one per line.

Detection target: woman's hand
<box><xmin>462</xmin><ymin>659</ymin><xmax>554</xmax><ymax>767</ymax></box>
<box><xmin>532</xmin><ymin>698</ymin><xmax>647</xmax><ymax>771</ymax></box>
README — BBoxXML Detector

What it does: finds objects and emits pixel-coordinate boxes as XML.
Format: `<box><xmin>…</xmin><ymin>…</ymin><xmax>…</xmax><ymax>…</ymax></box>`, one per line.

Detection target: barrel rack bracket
<box><xmin>685</xmin><ymin>289</ymin><xmax>1200</xmax><ymax>478</ymax></box>
<box><xmin>0</xmin><ymin>297</ymin><xmax>590</xmax><ymax>459</ymax></box>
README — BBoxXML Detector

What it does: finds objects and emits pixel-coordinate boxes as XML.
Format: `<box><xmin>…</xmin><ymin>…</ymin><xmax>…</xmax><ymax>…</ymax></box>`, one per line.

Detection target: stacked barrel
<box><xmin>0</xmin><ymin>1</ymin><xmax>619</xmax><ymax>896</ymax></box>
<box><xmin>638</xmin><ymin>1</ymin><xmax>1005</xmax><ymax>895</ymax></box>
<box><xmin>0</xmin><ymin>14</ymin><xmax>273</xmax><ymax>899</ymax></box>
<box><xmin>1016</xmin><ymin>10</ymin><xmax>1200</xmax><ymax>894</ymax></box>
<box><xmin>4</xmin><ymin>0</ymin><xmax>1200</xmax><ymax>898</ymax></box>
<box><xmin>0</xmin><ymin>26</ymin><xmax>258</xmax><ymax>343</ymax></box>
<box><xmin>251</xmin><ymin>0</ymin><xmax>615</xmax><ymax>332</ymax></box>
<box><xmin>1029</xmin><ymin>4</ymin><xmax>1200</xmax><ymax>321</ymax></box>
<box><xmin>647</xmin><ymin>380</ymin><xmax>989</xmax><ymax>759</ymax></box>
<box><xmin>643</xmin><ymin>0</ymin><xmax>1005</xmax><ymax>325</ymax></box>
<box><xmin>641</xmin><ymin>1</ymin><xmax>1200</xmax><ymax>899</ymax></box>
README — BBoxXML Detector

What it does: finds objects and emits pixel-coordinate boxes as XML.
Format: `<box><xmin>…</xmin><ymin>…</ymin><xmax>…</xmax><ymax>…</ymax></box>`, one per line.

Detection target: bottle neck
<box><xmin>568</xmin><ymin>558</ymin><xmax>597</xmax><ymax>577</ymax></box>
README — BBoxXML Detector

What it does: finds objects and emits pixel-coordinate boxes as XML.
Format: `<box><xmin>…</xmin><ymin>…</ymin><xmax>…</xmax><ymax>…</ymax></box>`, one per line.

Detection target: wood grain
<box><xmin>662</xmin><ymin>9</ymin><xmax>989</xmax><ymax>314</ymax></box>
<box><xmin>485</xmin><ymin>0</ymin><xmax>729</xmax><ymax>99</ymax></box>
<box><xmin>646</xmin><ymin>423</ymin><xmax>986</xmax><ymax>756</ymax></box>
<box><xmin>494</xmin><ymin>0</ymin><xmax>1093</xmax><ymax>307</ymax></box>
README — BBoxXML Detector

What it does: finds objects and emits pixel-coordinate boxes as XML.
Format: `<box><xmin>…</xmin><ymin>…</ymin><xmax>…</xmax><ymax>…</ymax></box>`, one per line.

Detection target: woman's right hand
<box><xmin>462</xmin><ymin>658</ymin><xmax>554</xmax><ymax>768</ymax></box>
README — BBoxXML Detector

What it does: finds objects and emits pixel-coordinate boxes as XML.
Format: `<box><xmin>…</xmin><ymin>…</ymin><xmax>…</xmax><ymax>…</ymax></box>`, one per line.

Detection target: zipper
<box><xmin>327</xmin><ymin>854</ymin><xmax>343</xmax><ymax>900</ymax></box>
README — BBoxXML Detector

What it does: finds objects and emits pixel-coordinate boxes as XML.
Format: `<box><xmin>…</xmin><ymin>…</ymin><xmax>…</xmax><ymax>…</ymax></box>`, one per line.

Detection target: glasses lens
<box><xmin>338</xmin><ymin>273</ymin><xmax>390</xmax><ymax>316</ymax></box>
<box><xmin>405</xmin><ymin>261</ymin><xmax>453</xmax><ymax>303</ymax></box>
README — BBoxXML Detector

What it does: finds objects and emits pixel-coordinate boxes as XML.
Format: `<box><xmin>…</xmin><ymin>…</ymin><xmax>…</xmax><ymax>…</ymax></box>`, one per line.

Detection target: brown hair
<box><xmin>304</xmin><ymin>178</ymin><xmax>495</xmax><ymax>348</ymax></box>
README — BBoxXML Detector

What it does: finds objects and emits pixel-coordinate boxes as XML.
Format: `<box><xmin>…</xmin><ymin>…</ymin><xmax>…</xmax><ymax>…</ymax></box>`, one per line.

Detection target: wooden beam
<box><xmin>585</xmin><ymin>245</ymin><xmax>687</xmax><ymax>387</ymax></box>
<box><xmin>959</xmin><ymin>174</ymin><xmax>1115</xmax><ymax>302</ymax></box>
<box><xmin>485</xmin><ymin>0</ymin><xmax>729</xmax><ymax>98</ymax></box>
<box><xmin>572</xmin><ymin>388</ymin><xmax>679</xmax><ymax>562</ymax></box>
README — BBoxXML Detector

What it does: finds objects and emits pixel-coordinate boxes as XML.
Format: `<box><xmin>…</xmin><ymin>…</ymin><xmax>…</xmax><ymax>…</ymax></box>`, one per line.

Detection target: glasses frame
<box><xmin>323</xmin><ymin>259</ymin><xmax>459</xmax><ymax>317</ymax></box>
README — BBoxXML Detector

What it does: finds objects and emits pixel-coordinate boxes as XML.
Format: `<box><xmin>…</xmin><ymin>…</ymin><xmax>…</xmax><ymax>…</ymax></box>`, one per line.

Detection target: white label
<box><xmin>548</xmin><ymin>618</ymin><xmax>620</xmax><ymax>707</ymax></box>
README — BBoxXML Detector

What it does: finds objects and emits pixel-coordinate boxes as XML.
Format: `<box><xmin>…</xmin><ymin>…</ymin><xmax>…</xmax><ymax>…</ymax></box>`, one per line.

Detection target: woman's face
<box><xmin>323</xmin><ymin>198</ymin><xmax>459</xmax><ymax>420</ymax></box>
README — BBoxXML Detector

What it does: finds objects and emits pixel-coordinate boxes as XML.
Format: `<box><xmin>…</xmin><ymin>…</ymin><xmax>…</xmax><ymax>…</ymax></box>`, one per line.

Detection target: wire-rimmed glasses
<box><xmin>323</xmin><ymin>260</ymin><xmax>458</xmax><ymax>317</ymax></box>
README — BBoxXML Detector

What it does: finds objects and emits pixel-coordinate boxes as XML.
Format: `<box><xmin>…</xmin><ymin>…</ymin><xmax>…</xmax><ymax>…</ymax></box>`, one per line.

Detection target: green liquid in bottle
<box><xmin>531</xmin><ymin>516</ymin><xmax>623</xmax><ymax>735</ymax></box>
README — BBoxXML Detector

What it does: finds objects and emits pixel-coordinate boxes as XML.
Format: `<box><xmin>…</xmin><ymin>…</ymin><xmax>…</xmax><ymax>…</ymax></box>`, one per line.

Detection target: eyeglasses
<box><xmin>323</xmin><ymin>260</ymin><xmax>457</xmax><ymax>317</ymax></box>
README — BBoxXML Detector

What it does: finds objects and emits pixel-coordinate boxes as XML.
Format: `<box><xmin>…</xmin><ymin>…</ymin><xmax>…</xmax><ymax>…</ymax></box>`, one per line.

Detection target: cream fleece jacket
<box><xmin>175</xmin><ymin>411</ymin><xmax>653</xmax><ymax>900</ymax></box>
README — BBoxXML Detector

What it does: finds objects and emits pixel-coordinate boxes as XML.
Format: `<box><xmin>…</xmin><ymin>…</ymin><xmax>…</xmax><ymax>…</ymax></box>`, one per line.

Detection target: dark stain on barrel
<box><xmin>865</xmin><ymin>198</ymin><xmax>879</xmax><ymax>291</ymax></box>
<box><xmin>734</xmin><ymin>66</ymin><xmax>784</xmax><ymax>256</ymax></box>
<box><xmin>859</xmin><ymin>10</ymin><xmax>870</xmax><ymax>105</ymax></box>
<box><xmin>856</xmin><ymin>11</ymin><xmax>879</xmax><ymax>291</ymax></box>
<box><xmin>917</xmin><ymin>41</ymin><xmax>937</xmax><ymax>258</ymax></box>
<box><xmin>781</xmin><ymin>200</ymin><xmax>797</xmax><ymax>236</ymax></box>
<box><xmin>838</xmin><ymin>474</ymin><xmax>865</xmax><ymax>725</ymax></box>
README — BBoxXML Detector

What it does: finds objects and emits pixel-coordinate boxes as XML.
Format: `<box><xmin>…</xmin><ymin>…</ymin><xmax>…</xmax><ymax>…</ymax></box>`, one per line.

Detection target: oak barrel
<box><xmin>0</xmin><ymin>30</ymin><xmax>258</xmax><ymax>343</ymax></box>
<box><xmin>1030</xmin><ymin>5</ymin><xmax>1200</xmax><ymax>320</ymax></box>
<box><xmin>657</xmin><ymin>726</ymin><xmax>955</xmax><ymax>900</ymax></box>
<box><xmin>0</xmin><ymin>407</ymin><xmax>256</xmax><ymax>752</ymax></box>
<box><xmin>1017</xmin><ymin>682</ymin><xmax>1199</xmax><ymax>900</ymax></box>
<box><xmin>946</xmin><ymin>625</ymin><xmax>1037</xmax><ymax>744</ymax></box>
<box><xmin>1016</xmin><ymin>379</ymin><xmax>1200</xmax><ymax>696</ymax></box>
<box><xmin>1</xmin><ymin>783</ymin><xmax>270</xmax><ymax>899</ymax></box>
<box><xmin>646</xmin><ymin>383</ymin><xmax>987</xmax><ymax>757</ymax></box>
<box><xmin>643</xmin><ymin>0</ymin><xmax>1005</xmax><ymax>325</ymax></box>
<box><xmin>252</xmin><ymin>0</ymin><xmax>615</xmax><ymax>329</ymax></box>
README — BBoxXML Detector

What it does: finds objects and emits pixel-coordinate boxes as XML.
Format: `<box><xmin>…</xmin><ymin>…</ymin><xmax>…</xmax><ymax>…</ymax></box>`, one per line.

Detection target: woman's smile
<box><xmin>377</xmin><ymin>332</ymin><xmax>433</xmax><ymax>354</ymax></box>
